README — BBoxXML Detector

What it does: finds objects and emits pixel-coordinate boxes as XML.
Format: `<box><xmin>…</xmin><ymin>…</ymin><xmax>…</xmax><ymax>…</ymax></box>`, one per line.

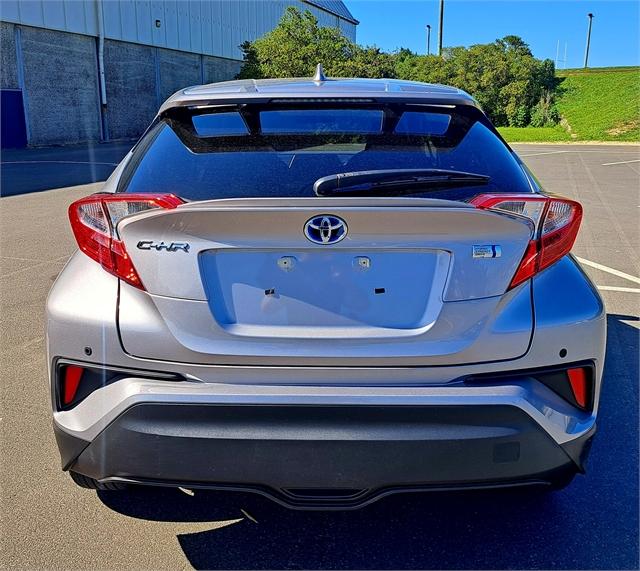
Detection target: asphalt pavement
<box><xmin>0</xmin><ymin>141</ymin><xmax>132</xmax><ymax>197</ymax></box>
<box><xmin>0</xmin><ymin>143</ymin><xmax>638</xmax><ymax>570</ymax></box>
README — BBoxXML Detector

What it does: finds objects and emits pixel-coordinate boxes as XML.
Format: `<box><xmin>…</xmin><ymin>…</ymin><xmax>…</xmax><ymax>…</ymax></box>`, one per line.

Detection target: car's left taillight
<box><xmin>68</xmin><ymin>193</ymin><xmax>184</xmax><ymax>290</ymax></box>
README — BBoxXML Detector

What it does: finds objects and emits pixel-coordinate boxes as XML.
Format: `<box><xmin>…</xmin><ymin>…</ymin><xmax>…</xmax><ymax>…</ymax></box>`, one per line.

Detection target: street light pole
<box><xmin>426</xmin><ymin>25</ymin><xmax>431</xmax><ymax>55</ymax></box>
<box><xmin>583</xmin><ymin>13</ymin><xmax>594</xmax><ymax>68</ymax></box>
<box><xmin>437</xmin><ymin>0</ymin><xmax>444</xmax><ymax>56</ymax></box>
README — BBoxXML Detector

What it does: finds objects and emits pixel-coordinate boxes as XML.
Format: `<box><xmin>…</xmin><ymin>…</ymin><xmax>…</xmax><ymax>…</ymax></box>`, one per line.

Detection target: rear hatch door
<box><xmin>116</xmin><ymin>197</ymin><xmax>534</xmax><ymax>366</ymax></box>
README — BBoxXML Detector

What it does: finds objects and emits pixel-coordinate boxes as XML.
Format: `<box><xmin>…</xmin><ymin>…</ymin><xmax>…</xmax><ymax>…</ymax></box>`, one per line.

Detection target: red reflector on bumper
<box><xmin>568</xmin><ymin>368</ymin><xmax>588</xmax><ymax>408</ymax></box>
<box><xmin>63</xmin><ymin>365</ymin><xmax>84</xmax><ymax>405</ymax></box>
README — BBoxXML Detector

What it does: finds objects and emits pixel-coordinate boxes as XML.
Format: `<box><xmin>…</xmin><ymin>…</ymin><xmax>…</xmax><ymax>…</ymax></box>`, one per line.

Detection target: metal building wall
<box><xmin>0</xmin><ymin>0</ymin><xmax>357</xmax><ymax>61</ymax></box>
<box><xmin>0</xmin><ymin>1</ymin><xmax>357</xmax><ymax>146</ymax></box>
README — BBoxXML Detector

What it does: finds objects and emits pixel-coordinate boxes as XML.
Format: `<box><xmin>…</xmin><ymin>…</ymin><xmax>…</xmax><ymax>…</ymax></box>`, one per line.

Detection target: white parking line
<box><xmin>597</xmin><ymin>286</ymin><xmax>640</xmax><ymax>294</ymax></box>
<box><xmin>601</xmin><ymin>159</ymin><xmax>640</xmax><ymax>166</ymax></box>
<box><xmin>518</xmin><ymin>150</ymin><xmax>640</xmax><ymax>157</ymax></box>
<box><xmin>519</xmin><ymin>151</ymin><xmax>568</xmax><ymax>157</ymax></box>
<box><xmin>576</xmin><ymin>256</ymin><xmax>640</xmax><ymax>285</ymax></box>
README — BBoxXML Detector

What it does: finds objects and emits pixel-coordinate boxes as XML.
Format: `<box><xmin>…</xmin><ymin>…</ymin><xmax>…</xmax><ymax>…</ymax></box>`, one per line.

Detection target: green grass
<box><xmin>499</xmin><ymin>67</ymin><xmax>640</xmax><ymax>143</ymax></box>
<box><xmin>557</xmin><ymin>66</ymin><xmax>640</xmax><ymax>76</ymax></box>
<box><xmin>555</xmin><ymin>67</ymin><xmax>640</xmax><ymax>141</ymax></box>
<box><xmin>498</xmin><ymin>126</ymin><xmax>572</xmax><ymax>143</ymax></box>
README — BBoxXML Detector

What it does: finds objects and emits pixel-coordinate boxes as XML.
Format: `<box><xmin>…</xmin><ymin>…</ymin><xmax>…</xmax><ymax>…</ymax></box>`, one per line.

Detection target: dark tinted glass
<box><xmin>261</xmin><ymin>109</ymin><xmax>383</xmax><ymax>134</ymax></box>
<box><xmin>122</xmin><ymin>106</ymin><xmax>530</xmax><ymax>200</ymax></box>
<box><xmin>192</xmin><ymin>112</ymin><xmax>248</xmax><ymax>136</ymax></box>
<box><xmin>395</xmin><ymin>111</ymin><xmax>451</xmax><ymax>135</ymax></box>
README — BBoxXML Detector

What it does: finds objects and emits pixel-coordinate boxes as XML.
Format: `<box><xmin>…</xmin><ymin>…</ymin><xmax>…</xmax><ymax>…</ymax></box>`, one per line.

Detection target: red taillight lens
<box><xmin>68</xmin><ymin>193</ymin><xmax>183</xmax><ymax>290</ymax></box>
<box><xmin>539</xmin><ymin>199</ymin><xmax>583</xmax><ymax>272</ymax></box>
<box><xmin>567</xmin><ymin>367</ymin><xmax>589</xmax><ymax>409</ymax></box>
<box><xmin>471</xmin><ymin>194</ymin><xmax>583</xmax><ymax>289</ymax></box>
<box><xmin>63</xmin><ymin>365</ymin><xmax>84</xmax><ymax>405</ymax></box>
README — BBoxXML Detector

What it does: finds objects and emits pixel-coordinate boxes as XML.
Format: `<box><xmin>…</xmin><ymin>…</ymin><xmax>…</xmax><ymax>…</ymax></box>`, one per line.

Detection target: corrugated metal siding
<box><xmin>0</xmin><ymin>0</ymin><xmax>357</xmax><ymax>60</ymax></box>
<box><xmin>302</xmin><ymin>0</ymin><xmax>357</xmax><ymax>24</ymax></box>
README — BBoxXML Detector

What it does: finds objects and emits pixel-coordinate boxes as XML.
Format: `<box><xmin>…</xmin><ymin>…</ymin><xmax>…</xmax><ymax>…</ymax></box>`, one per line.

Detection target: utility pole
<box><xmin>556</xmin><ymin>40</ymin><xmax>568</xmax><ymax>69</ymax></box>
<box><xmin>426</xmin><ymin>25</ymin><xmax>431</xmax><ymax>55</ymax></box>
<box><xmin>437</xmin><ymin>0</ymin><xmax>444</xmax><ymax>56</ymax></box>
<box><xmin>584</xmin><ymin>13</ymin><xmax>594</xmax><ymax>68</ymax></box>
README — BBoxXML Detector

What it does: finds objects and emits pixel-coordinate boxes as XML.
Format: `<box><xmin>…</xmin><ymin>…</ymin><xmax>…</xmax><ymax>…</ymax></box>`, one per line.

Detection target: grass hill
<box><xmin>499</xmin><ymin>66</ymin><xmax>640</xmax><ymax>143</ymax></box>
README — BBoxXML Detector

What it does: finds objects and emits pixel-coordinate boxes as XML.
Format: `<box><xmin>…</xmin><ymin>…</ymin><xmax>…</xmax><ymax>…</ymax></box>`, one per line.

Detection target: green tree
<box><xmin>237</xmin><ymin>7</ymin><xmax>391</xmax><ymax>79</ymax></box>
<box><xmin>388</xmin><ymin>37</ymin><xmax>556</xmax><ymax>126</ymax></box>
<box><xmin>332</xmin><ymin>46</ymin><xmax>397</xmax><ymax>78</ymax></box>
<box><xmin>237</xmin><ymin>9</ymin><xmax>558</xmax><ymax>128</ymax></box>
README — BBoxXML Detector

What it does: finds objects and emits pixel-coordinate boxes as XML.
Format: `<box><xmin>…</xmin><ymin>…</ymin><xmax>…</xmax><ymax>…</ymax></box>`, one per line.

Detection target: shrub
<box><xmin>530</xmin><ymin>91</ymin><xmax>561</xmax><ymax>127</ymax></box>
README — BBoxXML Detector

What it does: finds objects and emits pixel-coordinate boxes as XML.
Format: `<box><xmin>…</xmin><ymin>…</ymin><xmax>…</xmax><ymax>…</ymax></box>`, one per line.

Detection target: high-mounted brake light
<box><xmin>68</xmin><ymin>193</ymin><xmax>183</xmax><ymax>289</ymax></box>
<box><xmin>471</xmin><ymin>193</ymin><xmax>583</xmax><ymax>289</ymax></box>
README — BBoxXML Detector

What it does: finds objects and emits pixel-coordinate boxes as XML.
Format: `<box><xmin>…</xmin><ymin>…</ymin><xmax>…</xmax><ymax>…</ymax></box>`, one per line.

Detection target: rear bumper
<box><xmin>57</xmin><ymin>401</ymin><xmax>595</xmax><ymax>509</ymax></box>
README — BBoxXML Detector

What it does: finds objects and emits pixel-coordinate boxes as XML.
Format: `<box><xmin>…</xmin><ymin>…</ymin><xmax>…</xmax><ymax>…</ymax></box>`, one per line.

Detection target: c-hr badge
<box><xmin>137</xmin><ymin>240</ymin><xmax>190</xmax><ymax>253</ymax></box>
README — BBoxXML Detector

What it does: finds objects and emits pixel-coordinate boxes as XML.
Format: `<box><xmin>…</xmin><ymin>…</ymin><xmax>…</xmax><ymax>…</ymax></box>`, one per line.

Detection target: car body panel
<box><xmin>48</xmin><ymin>253</ymin><xmax>604</xmax><ymax>411</ymax></box>
<box><xmin>117</xmin><ymin>279</ymin><xmax>533</xmax><ymax>366</ymax></box>
<box><xmin>117</xmin><ymin>199</ymin><xmax>532</xmax><ymax>302</ymax></box>
<box><xmin>158</xmin><ymin>78</ymin><xmax>480</xmax><ymax>115</ymax></box>
<box><xmin>114</xmin><ymin>198</ymin><xmax>536</xmax><ymax>365</ymax></box>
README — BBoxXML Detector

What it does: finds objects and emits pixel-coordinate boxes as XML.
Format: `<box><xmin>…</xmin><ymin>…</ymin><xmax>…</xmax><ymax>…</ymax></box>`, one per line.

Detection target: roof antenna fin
<box><xmin>313</xmin><ymin>63</ymin><xmax>327</xmax><ymax>82</ymax></box>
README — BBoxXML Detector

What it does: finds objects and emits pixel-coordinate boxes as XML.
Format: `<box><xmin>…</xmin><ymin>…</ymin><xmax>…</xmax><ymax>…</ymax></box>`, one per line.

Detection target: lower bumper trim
<box><xmin>97</xmin><ymin>469</ymin><xmax>578</xmax><ymax>510</ymax></box>
<box><xmin>59</xmin><ymin>402</ymin><xmax>594</xmax><ymax>506</ymax></box>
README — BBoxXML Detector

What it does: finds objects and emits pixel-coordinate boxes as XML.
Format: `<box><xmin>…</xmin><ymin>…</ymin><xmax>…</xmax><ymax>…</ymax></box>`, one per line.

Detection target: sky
<box><xmin>347</xmin><ymin>0</ymin><xmax>640</xmax><ymax>69</ymax></box>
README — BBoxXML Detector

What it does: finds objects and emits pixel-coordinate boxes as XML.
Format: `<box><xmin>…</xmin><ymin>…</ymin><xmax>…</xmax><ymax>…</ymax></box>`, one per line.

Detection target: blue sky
<box><xmin>347</xmin><ymin>0</ymin><xmax>640</xmax><ymax>68</ymax></box>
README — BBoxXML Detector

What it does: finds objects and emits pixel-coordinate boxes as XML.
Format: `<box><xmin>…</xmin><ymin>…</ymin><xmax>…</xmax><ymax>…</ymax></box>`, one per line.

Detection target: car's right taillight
<box><xmin>471</xmin><ymin>194</ymin><xmax>583</xmax><ymax>289</ymax></box>
<box><xmin>68</xmin><ymin>193</ymin><xmax>184</xmax><ymax>290</ymax></box>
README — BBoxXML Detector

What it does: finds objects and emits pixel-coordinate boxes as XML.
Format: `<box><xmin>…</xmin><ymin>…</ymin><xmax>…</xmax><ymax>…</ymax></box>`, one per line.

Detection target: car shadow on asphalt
<box><xmin>98</xmin><ymin>313</ymin><xmax>639</xmax><ymax>570</ymax></box>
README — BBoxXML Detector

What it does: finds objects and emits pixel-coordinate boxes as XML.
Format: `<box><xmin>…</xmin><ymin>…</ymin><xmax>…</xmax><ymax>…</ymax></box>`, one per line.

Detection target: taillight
<box><xmin>471</xmin><ymin>194</ymin><xmax>583</xmax><ymax>289</ymax></box>
<box><xmin>68</xmin><ymin>193</ymin><xmax>183</xmax><ymax>289</ymax></box>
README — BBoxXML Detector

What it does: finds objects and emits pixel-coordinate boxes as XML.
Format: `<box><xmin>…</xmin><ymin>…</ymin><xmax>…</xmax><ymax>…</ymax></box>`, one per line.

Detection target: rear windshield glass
<box><xmin>262</xmin><ymin>109</ymin><xmax>383</xmax><ymax>134</ymax></box>
<box><xmin>121</xmin><ymin>105</ymin><xmax>530</xmax><ymax>200</ymax></box>
<box><xmin>192</xmin><ymin>112</ymin><xmax>248</xmax><ymax>136</ymax></box>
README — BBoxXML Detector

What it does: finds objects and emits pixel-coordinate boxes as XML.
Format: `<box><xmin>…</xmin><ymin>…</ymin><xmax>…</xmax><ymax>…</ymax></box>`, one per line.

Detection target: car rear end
<box><xmin>47</xmin><ymin>82</ymin><xmax>605</xmax><ymax>509</ymax></box>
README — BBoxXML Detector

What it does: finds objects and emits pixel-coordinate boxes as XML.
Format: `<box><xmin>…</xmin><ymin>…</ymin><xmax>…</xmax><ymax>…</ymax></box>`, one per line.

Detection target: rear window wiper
<box><xmin>313</xmin><ymin>169</ymin><xmax>490</xmax><ymax>197</ymax></box>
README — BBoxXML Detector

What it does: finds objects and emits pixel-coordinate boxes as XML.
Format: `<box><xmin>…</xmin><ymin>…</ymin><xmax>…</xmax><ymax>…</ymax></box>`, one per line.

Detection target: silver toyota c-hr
<box><xmin>47</xmin><ymin>76</ymin><xmax>606</xmax><ymax>509</ymax></box>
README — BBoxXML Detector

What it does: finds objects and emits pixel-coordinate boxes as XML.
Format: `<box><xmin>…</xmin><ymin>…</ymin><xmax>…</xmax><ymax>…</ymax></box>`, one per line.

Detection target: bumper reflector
<box><xmin>63</xmin><ymin>365</ymin><xmax>84</xmax><ymax>405</ymax></box>
<box><xmin>464</xmin><ymin>362</ymin><xmax>594</xmax><ymax>412</ymax></box>
<box><xmin>568</xmin><ymin>368</ymin><xmax>589</xmax><ymax>409</ymax></box>
<box><xmin>56</xmin><ymin>362</ymin><xmax>186</xmax><ymax>410</ymax></box>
